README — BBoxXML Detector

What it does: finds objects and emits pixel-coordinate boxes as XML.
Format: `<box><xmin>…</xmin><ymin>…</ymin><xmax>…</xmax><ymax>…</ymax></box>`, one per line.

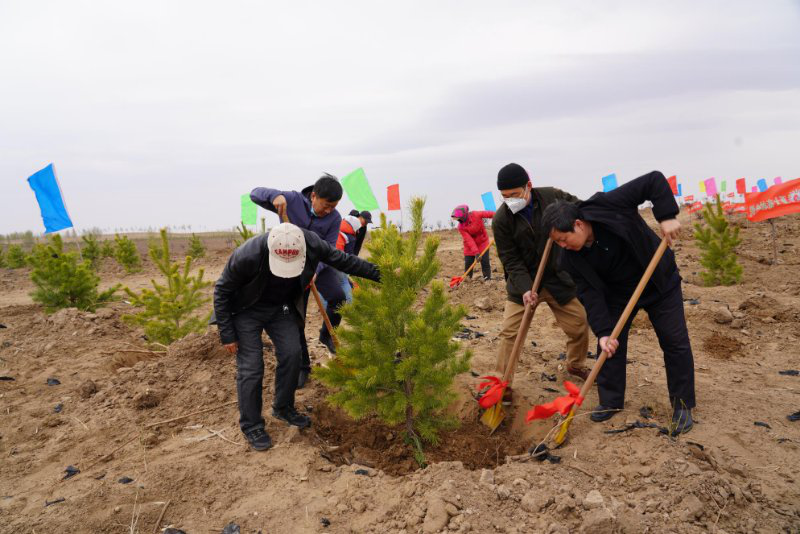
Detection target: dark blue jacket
<box><xmin>250</xmin><ymin>185</ymin><xmax>341</xmax><ymax>248</ymax></box>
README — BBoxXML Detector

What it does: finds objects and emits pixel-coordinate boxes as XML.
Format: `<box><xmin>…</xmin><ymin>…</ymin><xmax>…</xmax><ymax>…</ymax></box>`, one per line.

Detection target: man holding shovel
<box><xmin>492</xmin><ymin>163</ymin><xmax>591</xmax><ymax>405</ymax></box>
<box><xmin>541</xmin><ymin>170</ymin><xmax>695</xmax><ymax>433</ymax></box>
<box><xmin>251</xmin><ymin>175</ymin><xmax>344</xmax><ymax>385</ymax></box>
<box><xmin>214</xmin><ymin>223</ymin><xmax>380</xmax><ymax>451</ymax></box>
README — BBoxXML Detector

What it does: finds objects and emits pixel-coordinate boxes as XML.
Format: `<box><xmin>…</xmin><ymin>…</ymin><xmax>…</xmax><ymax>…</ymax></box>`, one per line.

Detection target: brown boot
<box><xmin>566</xmin><ymin>366</ymin><xmax>590</xmax><ymax>381</ymax></box>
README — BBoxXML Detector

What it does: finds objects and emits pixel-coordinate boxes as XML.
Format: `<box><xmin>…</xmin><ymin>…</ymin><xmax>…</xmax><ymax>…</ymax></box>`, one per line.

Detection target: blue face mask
<box><xmin>308</xmin><ymin>202</ymin><xmax>318</xmax><ymax>218</ymax></box>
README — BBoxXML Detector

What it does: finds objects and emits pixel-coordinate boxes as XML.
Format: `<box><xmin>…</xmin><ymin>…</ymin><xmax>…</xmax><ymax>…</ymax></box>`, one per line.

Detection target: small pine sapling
<box><xmin>315</xmin><ymin>197</ymin><xmax>471</xmax><ymax>466</ymax></box>
<box><xmin>100</xmin><ymin>240</ymin><xmax>115</xmax><ymax>258</ymax></box>
<box><xmin>123</xmin><ymin>228</ymin><xmax>212</xmax><ymax>345</ymax></box>
<box><xmin>81</xmin><ymin>234</ymin><xmax>101</xmax><ymax>269</ymax></box>
<box><xmin>114</xmin><ymin>234</ymin><xmax>142</xmax><ymax>272</ymax></box>
<box><xmin>29</xmin><ymin>234</ymin><xmax>118</xmax><ymax>312</ymax></box>
<box><xmin>0</xmin><ymin>246</ymin><xmax>5</xmax><ymax>268</ymax></box>
<box><xmin>233</xmin><ymin>222</ymin><xmax>255</xmax><ymax>247</ymax></box>
<box><xmin>6</xmin><ymin>245</ymin><xmax>27</xmax><ymax>269</ymax></box>
<box><xmin>693</xmin><ymin>194</ymin><xmax>743</xmax><ymax>286</ymax></box>
<box><xmin>187</xmin><ymin>233</ymin><xmax>206</xmax><ymax>259</ymax></box>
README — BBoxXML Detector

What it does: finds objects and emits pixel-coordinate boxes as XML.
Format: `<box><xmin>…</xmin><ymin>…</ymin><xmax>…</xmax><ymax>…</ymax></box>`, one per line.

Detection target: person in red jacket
<box><xmin>451</xmin><ymin>204</ymin><xmax>495</xmax><ymax>281</ymax></box>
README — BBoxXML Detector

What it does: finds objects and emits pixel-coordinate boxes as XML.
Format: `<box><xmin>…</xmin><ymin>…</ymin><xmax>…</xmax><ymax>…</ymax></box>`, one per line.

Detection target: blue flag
<box><xmin>677</xmin><ymin>183</ymin><xmax>682</xmax><ymax>197</ymax></box>
<box><xmin>757</xmin><ymin>178</ymin><xmax>768</xmax><ymax>192</ymax></box>
<box><xmin>27</xmin><ymin>164</ymin><xmax>73</xmax><ymax>233</ymax></box>
<box><xmin>480</xmin><ymin>192</ymin><xmax>497</xmax><ymax>211</ymax></box>
<box><xmin>602</xmin><ymin>173</ymin><xmax>618</xmax><ymax>192</ymax></box>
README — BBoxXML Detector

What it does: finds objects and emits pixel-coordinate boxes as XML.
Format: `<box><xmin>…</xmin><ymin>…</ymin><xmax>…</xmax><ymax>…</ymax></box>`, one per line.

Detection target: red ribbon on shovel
<box><xmin>476</xmin><ymin>376</ymin><xmax>509</xmax><ymax>409</ymax></box>
<box><xmin>525</xmin><ymin>381</ymin><xmax>584</xmax><ymax>422</ymax></box>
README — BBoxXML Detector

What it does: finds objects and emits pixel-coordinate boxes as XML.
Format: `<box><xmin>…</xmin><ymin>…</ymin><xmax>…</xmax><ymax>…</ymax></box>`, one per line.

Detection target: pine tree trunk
<box><xmin>404</xmin><ymin>378</ymin><xmax>415</xmax><ymax>438</ymax></box>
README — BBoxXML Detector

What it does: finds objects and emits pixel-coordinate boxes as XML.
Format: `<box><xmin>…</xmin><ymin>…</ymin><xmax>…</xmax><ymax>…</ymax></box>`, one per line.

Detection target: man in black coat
<box><xmin>541</xmin><ymin>171</ymin><xmax>695</xmax><ymax>433</ymax></box>
<box><xmin>214</xmin><ymin>223</ymin><xmax>380</xmax><ymax>451</ymax></box>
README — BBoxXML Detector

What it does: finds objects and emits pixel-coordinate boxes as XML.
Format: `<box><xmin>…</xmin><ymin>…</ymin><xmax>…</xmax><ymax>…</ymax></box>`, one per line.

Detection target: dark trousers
<box><xmin>596</xmin><ymin>284</ymin><xmax>696</xmax><ymax>410</ymax></box>
<box><xmin>464</xmin><ymin>253</ymin><xmax>491</xmax><ymax>280</ymax></box>
<box><xmin>232</xmin><ymin>302</ymin><xmax>304</xmax><ymax>434</ymax></box>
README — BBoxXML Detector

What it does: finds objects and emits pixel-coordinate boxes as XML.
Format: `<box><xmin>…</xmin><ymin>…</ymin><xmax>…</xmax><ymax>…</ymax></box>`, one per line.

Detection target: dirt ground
<box><xmin>1</xmin><ymin>211</ymin><xmax>799</xmax><ymax>533</ymax></box>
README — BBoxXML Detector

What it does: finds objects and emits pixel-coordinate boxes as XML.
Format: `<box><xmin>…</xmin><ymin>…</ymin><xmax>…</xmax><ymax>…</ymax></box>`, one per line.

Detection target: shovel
<box><xmin>479</xmin><ymin>238</ymin><xmax>554</xmax><ymax>433</ymax></box>
<box><xmin>549</xmin><ymin>237</ymin><xmax>669</xmax><ymax>446</ymax></box>
<box><xmin>278</xmin><ymin>207</ymin><xmax>339</xmax><ymax>349</ymax></box>
<box><xmin>450</xmin><ymin>240</ymin><xmax>494</xmax><ymax>288</ymax></box>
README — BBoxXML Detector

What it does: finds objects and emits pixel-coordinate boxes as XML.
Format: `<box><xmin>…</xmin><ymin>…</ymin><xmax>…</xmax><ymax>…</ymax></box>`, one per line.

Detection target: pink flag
<box><xmin>704</xmin><ymin>178</ymin><xmax>718</xmax><ymax>197</ymax></box>
<box><xmin>775</xmin><ymin>177</ymin><xmax>783</xmax><ymax>185</ymax></box>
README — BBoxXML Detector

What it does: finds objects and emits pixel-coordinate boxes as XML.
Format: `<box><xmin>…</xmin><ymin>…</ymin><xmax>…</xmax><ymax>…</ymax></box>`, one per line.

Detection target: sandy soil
<box><xmin>1</xmin><ymin>212</ymin><xmax>799</xmax><ymax>533</ymax></box>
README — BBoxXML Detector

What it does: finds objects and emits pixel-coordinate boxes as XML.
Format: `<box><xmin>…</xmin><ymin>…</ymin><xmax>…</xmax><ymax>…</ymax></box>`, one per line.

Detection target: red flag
<box><xmin>736</xmin><ymin>178</ymin><xmax>746</xmax><ymax>195</ymax></box>
<box><xmin>387</xmin><ymin>184</ymin><xmax>401</xmax><ymax>211</ymax></box>
<box><xmin>687</xmin><ymin>201</ymin><xmax>703</xmax><ymax>214</ymax></box>
<box><xmin>525</xmin><ymin>381</ymin><xmax>583</xmax><ymax>422</ymax></box>
<box><xmin>476</xmin><ymin>376</ymin><xmax>508</xmax><ymax>409</ymax></box>
<box><xmin>667</xmin><ymin>175</ymin><xmax>678</xmax><ymax>195</ymax></box>
<box><xmin>684</xmin><ymin>195</ymin><xmax>694</xmax><ymax>202</ymax></box>
<box><xmin>745</xmin><ymin>178</ymin><xmax>800</xmax><ymax>222</ymax></box>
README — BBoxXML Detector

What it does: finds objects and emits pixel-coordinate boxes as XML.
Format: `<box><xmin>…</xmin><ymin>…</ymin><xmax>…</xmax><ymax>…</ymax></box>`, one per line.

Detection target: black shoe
<box><xmin>244</xmin><ymin>428</ymin><xmax>273</xmax><ymax>451</ymax></box>
<box><xmin>319</xmin><ymin>330</ymin><xmax>336</xmax><ymax>354</ymax></box>
<box><xmin>671</xmin><ymin>407</ymin><xmax>694</xmax><ymax>435</ymax></box>
<box><xmin>297</xmin><ymin>368</ymin><xmax>310</xmax><ymax>389</ymax></box>
<box><xmin>272</xmin><ymin>406</ymin><xmax>311</xmax><ymax>429</ymax></box>
<box><xmin>590</xmin><ymin>405</ymin><xmax>622</xmax><ymax>422</ymax></box>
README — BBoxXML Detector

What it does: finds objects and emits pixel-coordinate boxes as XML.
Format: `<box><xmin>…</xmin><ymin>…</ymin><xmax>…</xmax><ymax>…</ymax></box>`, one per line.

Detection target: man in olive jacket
<box><xmin>491</xmin><ymin>163</ymin><xmax>590</xmax><ymax>404</ymax></box>
<box><xmin>214</xmin><ymin>223</ymin><xmax>380</xmax><ymax>451</ymax></box>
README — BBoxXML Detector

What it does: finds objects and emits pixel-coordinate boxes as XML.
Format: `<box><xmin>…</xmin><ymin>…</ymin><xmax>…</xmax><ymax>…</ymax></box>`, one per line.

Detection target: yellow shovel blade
<box><xmin>480</xmin><ymin>403</ymin><xmax>505</xmax><ymax>433</ymax></box>
<box><xmin>554</xmin><ymin>406</ymin><xmax>577</xmax><ymax>446</ymax></box>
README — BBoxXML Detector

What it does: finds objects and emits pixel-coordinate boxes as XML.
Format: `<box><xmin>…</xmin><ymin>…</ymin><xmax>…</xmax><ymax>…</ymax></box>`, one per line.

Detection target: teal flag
<box><xmin>341</xmin><ymin>168</ymin><xmax>380</xmax><ymax>211</ymax></box>
<box><xmin>241</xmin><ymin>194</ymin><xmax>257</xmax><ymax>225</ymax></box>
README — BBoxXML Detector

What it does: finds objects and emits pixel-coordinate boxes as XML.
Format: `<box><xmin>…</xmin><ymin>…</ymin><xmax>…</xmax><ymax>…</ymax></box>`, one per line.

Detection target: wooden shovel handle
<box><xmin>502</xmin><ymin>238</ymin><xmax>554</xmax><ymax>382</ymax></box>
<box><xmin>460</xmin><ymin>239</ymin><xmax>494</xmax><ymax>280</ymax></box>
<box><xmin>575</xmin><ymin>237</ymin><xmax>669</xmax><ymax>400</ymax></box>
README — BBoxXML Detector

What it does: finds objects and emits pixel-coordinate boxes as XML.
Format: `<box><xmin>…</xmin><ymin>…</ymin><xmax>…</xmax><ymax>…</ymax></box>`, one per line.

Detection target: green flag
<box><xmin>720</xmin><ymin>180</ymin><xmax>727</xmax><ymax>192</ymax></box>
<box><xmin>241</xmin><ymin>193</ymin><xmax>257</xmax><ymax>225</ymax></box>
<box><xmin>341</xmin><ymin>168</ymin><xmax>380</xmax><ymax>211</ymax></box>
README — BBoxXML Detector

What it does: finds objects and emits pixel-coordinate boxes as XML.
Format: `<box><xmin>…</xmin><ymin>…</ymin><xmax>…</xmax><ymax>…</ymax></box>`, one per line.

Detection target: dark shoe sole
<box><xmin>249</xmin><ymin>440</ymin><xmax>273</xmax><ymax>451</ymax></box>
<box><xmin>590</xmin><ymin>407</ymin><xmax>621</xmax><ymax>422</ymax></box>
<box><xmin>566</xmin><ymin>367</ymin><xmax>590</xmax><ymax>381</ymax></box>
<box><xmin>272</xmin><ymin>411</ymin><xmax>312</xmax><ymax>429</ymax></box>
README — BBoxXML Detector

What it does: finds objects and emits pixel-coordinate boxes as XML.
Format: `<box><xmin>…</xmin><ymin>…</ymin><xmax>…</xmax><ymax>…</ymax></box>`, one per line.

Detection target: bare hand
<box><xmin>660</xmin><ymin>218</ymin><xmax>681</xmax><ymax>246</ymax></box>
<box><xmin>599</xmin><ymin>336</ymin><xmax>619</xmax><ymax>357</ymax></box>
<box><xmin>224</xmin><ymin>342</ymin><xmax>238</xmax><ymax>355</ymax></box>
<box><xmin>273</xmin><ymin>195</ymin><xmax>288</xmax><ymax>222</ymax></box>
<box><xmin>522</xmin><ymin>290</ymin><xmax>538</xmax><ymax>307</ymax></box>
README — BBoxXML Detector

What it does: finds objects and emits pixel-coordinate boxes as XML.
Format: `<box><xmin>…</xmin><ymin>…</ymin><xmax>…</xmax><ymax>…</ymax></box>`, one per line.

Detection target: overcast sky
<box><xmin>1</xmin><ymin>0</ymin><xmax>799</xmax><ymax>234</ymax></box>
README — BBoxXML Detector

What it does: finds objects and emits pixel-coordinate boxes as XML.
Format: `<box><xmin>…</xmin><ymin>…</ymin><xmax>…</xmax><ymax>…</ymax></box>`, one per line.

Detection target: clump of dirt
<box><xmin>703</xmin><ymin>331</ymin><xmax>744</xmax><ymax>359</ymax></box>
<box><xmin>737</xmin><ymin>294</ymin><xmax>797</xmax><ymax>322</ymax></box>
<box><xmin>312</xmin><ymin>401</ymin><xmax>525</xmax><ymax>476</ymax></box>
<box><xmin>168</xmin><ymin>329</ymin><xmax>231</xmax><ymax>360</ymax></box>
<box><xmin>133</xmin><ymin>387</ymin><xmax>164</xmax><ymax>409</ymax></box>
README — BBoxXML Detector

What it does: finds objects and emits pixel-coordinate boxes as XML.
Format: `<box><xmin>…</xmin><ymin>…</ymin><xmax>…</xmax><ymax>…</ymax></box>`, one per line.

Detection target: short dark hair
<box><xmin>349</xmin><ymin>209</ymin><xmax>360</xmax><ymax>217</ymax></box>
<box><xmin>313</xmin><ymin>174</ymin><xmax>343</xmax><ymax>201</ymax></box>
<box><xmin>541</xmin><ymin>200</ymin><xmax>582</xmax><ymax>233</ymax></box>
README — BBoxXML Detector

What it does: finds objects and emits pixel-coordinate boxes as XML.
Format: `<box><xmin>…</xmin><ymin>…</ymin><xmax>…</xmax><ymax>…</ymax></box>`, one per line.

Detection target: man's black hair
<box><xmin>541</xmin><ymin>200</ymin><xmax>582</xmax><ymax>233</ymax></box>
<box><xmin>349</xmin><ymin>209</ymin><xmax>360</xmax><ymax>217</ymax></box>
<box><xmin>313</xmin><ymin>173</ymin><xmax>343</xmax><ymax>202</ymax></box>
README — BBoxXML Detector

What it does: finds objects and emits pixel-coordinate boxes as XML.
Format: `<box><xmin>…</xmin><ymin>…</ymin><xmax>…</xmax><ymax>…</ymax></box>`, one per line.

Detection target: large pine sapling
<box><xmin>123</xmin><ymin>229</ymin><xmax>212</xmax><ymax>345</ymax></box>
<box><xmin>693</xmin><ymin>194</ymin><xmax>743</xmax><ymax>286</ymax></box>
<box><xmin>315</xmin><ymin>197</ymin><xmax>471</xmax><ymax>466</ymax></box>
<box><xmin>29</xmin><ymin>234</ymin><xmax>118</xmax><ymax>312</ymax></box>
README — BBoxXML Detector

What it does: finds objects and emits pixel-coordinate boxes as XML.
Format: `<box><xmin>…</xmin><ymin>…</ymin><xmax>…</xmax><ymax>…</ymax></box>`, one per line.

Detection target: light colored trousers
<box><xmin>496</xmin><ymin>289</ymin><xmax>589</xmax><ymax>385</ymax></box>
